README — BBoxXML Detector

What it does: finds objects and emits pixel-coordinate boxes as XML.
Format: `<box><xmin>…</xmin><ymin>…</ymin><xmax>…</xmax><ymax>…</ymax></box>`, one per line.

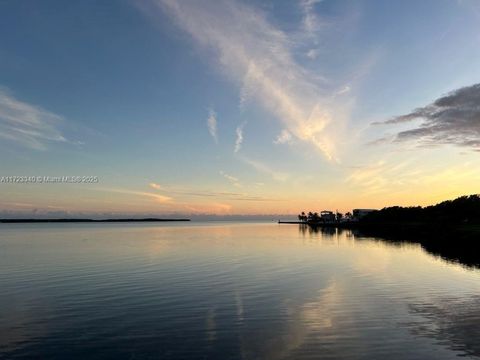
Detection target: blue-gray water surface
<box><xmin>1</xmin><ymin>222</ymin><xmax>479</xmax><ymax>359</ymax></box>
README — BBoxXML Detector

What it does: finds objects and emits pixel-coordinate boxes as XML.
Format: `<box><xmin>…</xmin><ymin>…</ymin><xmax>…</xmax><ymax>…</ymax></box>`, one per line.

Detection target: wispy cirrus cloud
<box><xmin>274</xmin><ymin>129</ymin><xmax>293</xmax><ymax>145</ymax></box>
<box><xmin>145</xmin><ymin>181</ymin><xmax>281</xmax><ymax>201</ymax></box>
<box><xmin>234</xmin><ymin>122</ymin><xmax>245</xmax><ymax>153</ymax></box>
<box><xmin>0</xmin><ymin>88</ymin><xmax>67</xmax><ymax>150</ymax></box>
<box><xmin>298</xmin><ymin>0</ymin><xmax>324</xmax><ymax>60</ymax></box>
<box><xmin>239</xmin><ymin>155</ymin><xmax>290</xmax><ymax>182</ymax></box>
<box><xmin>144</xmin><ymin>0</ymin><xmax>340</xmax><ymax>160</ymax></box>
<box><xmin>346</xmin><ymin>156</ymin><xmax>480</xmax><ymax>202</ymax></box>
<box><xmin>99</xmin><ymin>187</ymin><xmax>172</xmax><ymax>204</ymax></box>
<box><xmin>149</xmin><ymin>182</ymin><xmax>162</xmax><ymax>190</ymax></box>
<box><xmin>300</xmin><ymin>0</ymin><xmax>324</xmax><ymax>37</ymax></box>
<box><xmin>206</xmin><ymin>108</ymin><xmax>218</xmax><ymax>143</ymax></box>
<box><xmin>220</xmin><ymin>170</ymin><xmax>242</xmax><ymax>188</ymax></box>
<box><xmin>178</xmin><ymin>189</ymin><xmax>280</xmax><ymax>202</ymax></box>
<box><xmin>306</xmin><ymin>48</ymin><xmax>319</xmax><ymax>60</ymax></box>
<box><xmin>374</xmin><ymin>83</ymin><xmax>480</xmax><ymax>151</ymax></box>
<box><xmin>345</xmin><ymin>160</ymin><xmax>415</xmax><ymax>195</ymax></box>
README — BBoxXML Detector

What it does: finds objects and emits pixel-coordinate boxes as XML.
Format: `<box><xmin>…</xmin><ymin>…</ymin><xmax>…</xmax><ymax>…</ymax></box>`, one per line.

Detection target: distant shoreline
<box><xmin>0</xmin><ymin>218</ymin><xmax>191</xmax><ymax>223</ymax></box>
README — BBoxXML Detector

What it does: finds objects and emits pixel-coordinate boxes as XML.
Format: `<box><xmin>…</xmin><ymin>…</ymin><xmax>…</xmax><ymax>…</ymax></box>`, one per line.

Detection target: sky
<box><xmin>1</xmin><ymin>0</ymin><xmax>480</xmax><ymax>218</ymax></box>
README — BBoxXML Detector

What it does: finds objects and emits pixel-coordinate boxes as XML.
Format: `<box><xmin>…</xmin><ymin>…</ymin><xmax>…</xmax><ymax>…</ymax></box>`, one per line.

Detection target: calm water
<box><xmin>1</xmin><ymin>222</ymin><xmax>480</xmax><ymax>359</ymax></box>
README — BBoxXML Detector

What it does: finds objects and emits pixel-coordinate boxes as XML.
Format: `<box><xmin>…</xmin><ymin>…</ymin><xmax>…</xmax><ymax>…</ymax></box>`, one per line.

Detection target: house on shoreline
<box><xmin>295</xmin><ymin>208</ymin><xmax>378</xmax><ymax>224</ymax></box>
<box><xmin>352</xmin><ymin>209</ymin><xmax>376</xmax><ymax>220</ymax></box>
<box><xmin>320</xmin><ymin>211</ymin><xmax>336</xmax><ymax>222</ymax></box>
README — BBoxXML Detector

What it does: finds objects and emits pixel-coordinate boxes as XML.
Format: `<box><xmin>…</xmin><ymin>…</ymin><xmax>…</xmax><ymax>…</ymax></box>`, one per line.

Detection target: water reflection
<box><xmin>1</xmin><ymin>222</ymin><xmax>480</xmax><ymax>359</ymax></box>
<box><xmin>406</xmin><ymin>295</ymin><xmax>480</xmax><ymax>357</ymax></box>
<box><xmin>298</xmin><ymin>223</ymin><xmax>480</xmax><ymax>359</ymax></box>
<box><xmin>300</xmin><ymin>223</ymin><xmax>480</xmax><ymax>270</ymax></box>
<box><xmin>299</xmin><ymin>224</ymin><xmax>357</xmax><ymax>240</ymax></box>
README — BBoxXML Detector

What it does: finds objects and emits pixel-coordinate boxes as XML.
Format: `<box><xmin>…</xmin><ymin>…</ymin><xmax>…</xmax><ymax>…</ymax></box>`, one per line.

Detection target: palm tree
<box><xmin>307</xmin><ymin>212</ymin><xmax>314</xmax><ymax>222</ymax></box>
<box><xmin>298</xmin><ymin>211</ymin><xmax>308</xmax><ymax>222</ymax></box>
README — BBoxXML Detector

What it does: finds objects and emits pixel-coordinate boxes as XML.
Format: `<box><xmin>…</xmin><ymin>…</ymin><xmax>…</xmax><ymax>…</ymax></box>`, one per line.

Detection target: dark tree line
<box><xmin>362</xmin><ymin>195</ymin><xmax>480</xmax><ymax>224</ymax></box>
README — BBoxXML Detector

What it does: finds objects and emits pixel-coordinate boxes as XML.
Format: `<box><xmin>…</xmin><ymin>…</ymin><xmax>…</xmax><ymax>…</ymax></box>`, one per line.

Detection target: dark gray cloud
<box><xmin>375</xmin><ymin>83</ymin><xmax>480</xmax><ymax>150</ymax></box>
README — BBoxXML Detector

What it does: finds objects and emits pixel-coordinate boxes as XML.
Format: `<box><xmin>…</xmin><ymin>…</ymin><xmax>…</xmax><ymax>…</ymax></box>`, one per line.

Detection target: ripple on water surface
<box><xmin>1</xmin><ymin>222</ymin><xmax>480</xmax><ymax>359</ymax></box>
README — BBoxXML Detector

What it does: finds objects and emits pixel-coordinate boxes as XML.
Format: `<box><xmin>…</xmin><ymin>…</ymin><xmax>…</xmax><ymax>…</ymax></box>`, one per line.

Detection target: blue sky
<box><xmin>1</xmin><ymin>0</ymin><xmax>480</xmax><ymax>217</ymax></box>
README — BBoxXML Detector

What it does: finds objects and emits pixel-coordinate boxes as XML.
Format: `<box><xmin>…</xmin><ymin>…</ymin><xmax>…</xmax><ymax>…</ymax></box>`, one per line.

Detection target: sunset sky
<box><xmin>1</xmin><ymin>0</ymin><xmax>480</xmax><ymax>217</ymax></box>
